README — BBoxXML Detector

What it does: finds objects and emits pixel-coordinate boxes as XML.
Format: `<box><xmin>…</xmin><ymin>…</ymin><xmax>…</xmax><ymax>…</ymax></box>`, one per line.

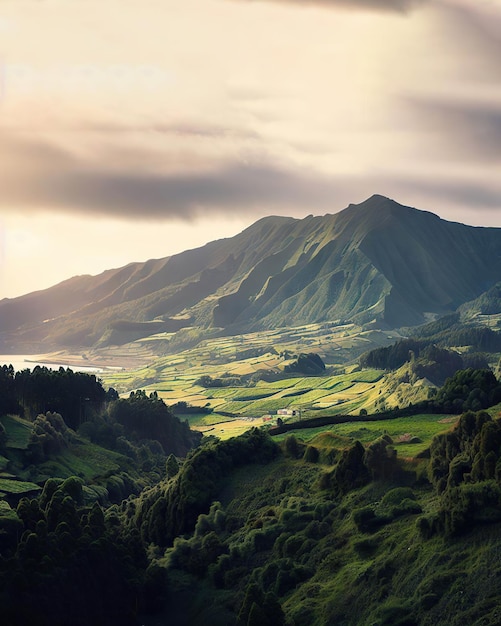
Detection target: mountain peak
<box><xmin>1</xmin><ymin>196</ymin><xmax>501</xmax><ymax>351</ymax></box>
<box><xmin>343</xmin><ymin>194</ymin><xmax>442</xmax><ymax>226</ymax></box>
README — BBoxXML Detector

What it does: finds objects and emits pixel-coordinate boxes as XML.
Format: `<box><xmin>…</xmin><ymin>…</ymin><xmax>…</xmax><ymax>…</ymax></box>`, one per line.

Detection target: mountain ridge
<box><xmin>1</xmin><ymin>195</ymin><xmax>500</xmax><ymax>351</ymax></box>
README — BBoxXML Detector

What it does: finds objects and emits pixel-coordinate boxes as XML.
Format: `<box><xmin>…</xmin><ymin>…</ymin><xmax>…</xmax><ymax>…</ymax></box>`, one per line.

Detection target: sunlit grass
<box><xmin>272</xmin><ymin>413</ymin><xmax>458</xmax><ymax>458</ymax></box>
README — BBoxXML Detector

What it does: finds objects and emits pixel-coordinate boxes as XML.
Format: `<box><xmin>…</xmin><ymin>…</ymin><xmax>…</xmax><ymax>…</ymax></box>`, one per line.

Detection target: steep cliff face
<box><xmin>1</xmin><ymin>194</ymin><xmax>500</xmax><ymax>350</ymax></box>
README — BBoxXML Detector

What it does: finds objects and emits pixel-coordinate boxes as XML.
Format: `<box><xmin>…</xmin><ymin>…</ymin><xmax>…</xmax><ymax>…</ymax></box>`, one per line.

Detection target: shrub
<box><xmin>381</xmin><ymin>487</ymin><xmax>416</xmax><ymax>508</ymax></box>
<box><xmin>303</xmin><ymin>445</ymin><xmax>319</xmax><ymax>463</ymax></box>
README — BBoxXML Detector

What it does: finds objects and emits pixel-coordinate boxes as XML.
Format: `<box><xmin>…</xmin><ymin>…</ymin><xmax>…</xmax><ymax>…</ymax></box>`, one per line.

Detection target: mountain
<box><xmin>1</xmin><ymin>194</ymin><xmax>501</xmax><ymax>351</ymax></box>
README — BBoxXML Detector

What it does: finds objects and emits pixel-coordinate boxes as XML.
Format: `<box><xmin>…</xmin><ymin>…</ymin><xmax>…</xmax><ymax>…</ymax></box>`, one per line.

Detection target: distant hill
<box><xmin>1</xmin><ymin>195</ymin><xmax>501</xmax><ymax>351</ymax></box>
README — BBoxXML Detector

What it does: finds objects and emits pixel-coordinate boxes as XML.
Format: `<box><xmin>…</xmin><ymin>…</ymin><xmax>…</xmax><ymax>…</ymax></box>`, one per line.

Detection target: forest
<box><xmin>1</xmin><ymin>364</ymin><xmax>501</xmax><ymax>625</ymax></box>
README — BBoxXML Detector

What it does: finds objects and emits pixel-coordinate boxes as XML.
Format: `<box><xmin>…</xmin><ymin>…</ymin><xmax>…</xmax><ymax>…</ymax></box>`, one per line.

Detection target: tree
<box><xmin>166</xmin><ymin>454</ymin><xmax>179</xmax><ymax>478</ymax></box>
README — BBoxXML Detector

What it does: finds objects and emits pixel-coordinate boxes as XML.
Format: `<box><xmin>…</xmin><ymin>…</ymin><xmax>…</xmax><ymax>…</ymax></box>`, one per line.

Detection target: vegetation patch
<box><xmin>0</xmin><ymin>478</ymin><xmax>41</xmax><ymax>495</ymax></box>
<box><xmin>1</xmin><ymin>415</ymin><xmax>32</xmax><ymax>450</ymax></box>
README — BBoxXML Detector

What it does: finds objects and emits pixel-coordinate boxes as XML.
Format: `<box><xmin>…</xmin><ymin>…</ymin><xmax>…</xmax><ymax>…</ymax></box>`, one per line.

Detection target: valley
<box><xmin>1</xmin><ymin>197</ymin><xmax>501</xmax><ymax>625</ymax></box>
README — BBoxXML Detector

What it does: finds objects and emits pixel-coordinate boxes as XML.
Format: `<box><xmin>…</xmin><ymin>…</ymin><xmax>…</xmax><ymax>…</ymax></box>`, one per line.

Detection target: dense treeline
<box><xmin>0</xmin><ymin>365</ymin><xmax>202</xmax><ymax>463</ymax></box>
<box><xmin>360</xmin><ymin>338</ymin><xmax>430</xmax><ymax>370</ymax></box>
<box><xmin>0</xmin><ymin>370</ymin><xmax>205</xmax><ymax>624</ymax></box>
<box><xmin>360</xmin><ymin>318</ymin><xmax>501</xmax><ymax>379</ymax></box>
<box><xmin>433</xmin><ymin>368</ymin><xmax>501</xmax><ymax>414</ymax></box>
<box><xmin>107</xmin><ymin>390</ymin><xmax>201</xmax><ymax>457</ymax></box>
<box><xmin>0</xmin><ymin>364</ymin><xmax>106</xmax><ymax>427</ymax></box>
<box><xmin>0</xmin><ymin>477</ymin><xmax>160</xmax><ymax>626</ymax></box>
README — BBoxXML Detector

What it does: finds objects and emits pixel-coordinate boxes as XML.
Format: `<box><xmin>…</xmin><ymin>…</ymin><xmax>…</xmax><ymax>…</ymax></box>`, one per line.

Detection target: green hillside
<box><xmin>2</xmin><ymin>356</ymin><xmax>501</xmax><ymax>624</ymax></box>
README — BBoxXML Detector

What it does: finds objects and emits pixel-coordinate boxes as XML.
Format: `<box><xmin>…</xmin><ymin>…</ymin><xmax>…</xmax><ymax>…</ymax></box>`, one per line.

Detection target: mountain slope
<box><xmin>1</xmin><ymin>195</ymin><xmax>501</xmax><ymax>351</ymax></box>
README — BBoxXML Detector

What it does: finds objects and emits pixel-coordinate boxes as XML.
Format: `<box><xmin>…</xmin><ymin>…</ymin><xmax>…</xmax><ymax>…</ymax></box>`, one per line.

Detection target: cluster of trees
<box><xmin>360</xmin><ymin>317</ymin><xmax>501</xmax><ymax>385</ymax></box>
<box><xmin>170</xmin><ymin>400</ymin><xmax>212</xmax><ymax>415</ymax></box>
<box><xmin>28</xmin><ymin>412</ymin><xmax>75</xmax><ymax>463</ymax></box>
<box><xmin>360</xmin><ymin>338</ymin><xmax>425</xmax><ymax>371</ymax></box>
<box><xmin>195</xmin><ymin>374</ymin><xmax>243</xmax><ymax>388</ymax></box>
<box><xmin>107</xmin><ymin>390</ymin><xmax>202</xmax><ymax>457</ymax></box>
<box><xmin>0</xmin><ymin>364</ymin><xmax>202</xmax><ymax>476</ymax></box>
<box><xmin>360</xmin><ymin>338</ymin><xmax>489</xmax><ymax>384</ymax></box>
<box><xmin>284</xmin><ymin>352</ymin><xmax>326</xmax><ymax>375</ymax></box>
<box><xmin>419</xmin><ymin>409</ymin><xmax>501</xmax><ymax>537</ymax></box>
<box><xmin>129</xmin><ymin>428</ymin><xmax>279</xmax><ymax>547</ymax></box>
<box><xmin>0</xmin><ymin>477</ymin><xmax>163</xmax><ymax>626</ymax></box>
<box><xmin>0</xmin><ymin>365</ymin><xmax>106</xmax><ymax>427</ymax></box>
<box><xmin>433</xmin><ymin>368</ymin><xmax>501</xmax><ymax>414</ymax></box>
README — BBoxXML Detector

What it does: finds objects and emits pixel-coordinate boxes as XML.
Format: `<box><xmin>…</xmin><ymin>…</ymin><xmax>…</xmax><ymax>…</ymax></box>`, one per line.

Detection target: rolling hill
<box><xmin>1</xmin><ymin>194</ymin><xmax>501</xmax><ymax>352</ymax></box>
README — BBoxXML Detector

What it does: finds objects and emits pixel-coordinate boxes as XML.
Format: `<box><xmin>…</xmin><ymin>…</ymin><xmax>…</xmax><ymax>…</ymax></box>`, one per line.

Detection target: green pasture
<box><xmin>22</xmin><ymin>441</ymin><xmax>129</xmax><ymax>484</ymax></box>
<box><xmin>225</xmin><ymin>388</ymin><xmax>277</xmax><ymax>401</ymax></box>
<box><xmin>214</xmin><ymin>400</ymin><xmax>252</xmax><ymax>414</ymax></box>
<box><xmin>202</xmin><ymin>388</ymin><xmax>238</xmax><ymax>399</ymax></box>
<box><xmin>197</xmin><ymin>417</ymin><xmax>264</xmax><ymax>439</ymax></box>
<box><xmin>290</xmin><ymin>389</ymin><xmax>335</xmax><ymax>404</ymax></box>
<box><xmin>98</xmin><ymin>322</ymin><xmax>410</xmax><ymax>427</ymax></box>
<box><xmin>180</xmin><ymin>413</ymin><xmax>236</xmax><ymax>428</ymax></box>
<box><xmin>273</xmin><ymin>413</ymin><xmax>458</xmax><ymax>457</ymax></box>
<box><xmin>351</xmin><ymin>369</ymin><xmax>384</xmax><ymax>383</ymax></box>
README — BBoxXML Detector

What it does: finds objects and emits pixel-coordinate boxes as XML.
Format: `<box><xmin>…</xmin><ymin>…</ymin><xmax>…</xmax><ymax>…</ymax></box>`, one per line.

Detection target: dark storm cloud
<box><xmin>41</xmin><ymin>163</ymin><xmax>342</xmax><ymax>217</ymax></box>
<box><xmin>231</xmin><ymin>0</ymin><xmax>427</xmax><ymax>13</ymax></box>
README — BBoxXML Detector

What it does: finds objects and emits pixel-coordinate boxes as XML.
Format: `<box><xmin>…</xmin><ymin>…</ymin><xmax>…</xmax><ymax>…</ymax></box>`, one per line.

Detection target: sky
<box><xmin>0</xmin><ymin>0</ymin><xmax>500</xmax><ymax>299</ymax></box>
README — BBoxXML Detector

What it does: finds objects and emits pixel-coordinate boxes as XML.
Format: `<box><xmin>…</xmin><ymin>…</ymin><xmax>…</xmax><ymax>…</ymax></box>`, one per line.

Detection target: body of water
<box><xmin>0</xmin><ymin>354</ymin><xmax>104</xmax><ymax>373</ymax></box>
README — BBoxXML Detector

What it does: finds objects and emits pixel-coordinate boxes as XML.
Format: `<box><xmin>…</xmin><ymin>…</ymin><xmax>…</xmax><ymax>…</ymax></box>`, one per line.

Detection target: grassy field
<box><xmin>97</xmin><ymin>321</ymin><xmax>500</xmax><ymax>457</ymax></box>
<box><xmin>271</xmin><ymin>413</ymin><xmax>458</xmax><ymax>457</ymax></box>
<box><xmin>105</xmin><ymin>360</ymin><xmax>391</xmax><ymax>421</ymax></box>
<box><xmin>96</xmin><ymin>321</ymin><xmax>441</xmax><ymax>447</ymax></box>
<box><xmin>100</xmin><ymin>321</ymin><xmax>397</xmax><ymax>396</ymax></box>
<box><xmin>22</xmin><ymin>441</ymin><xmax>131</xmax><ymax>484</ymax></box>
<box><xmin>98</xmin><ymin>322</ymin><xmax>437</xmax><ymax>432</ymax></box>
<box><xmin>1</xmin><ymin>415</ymin><xmax>32</xmax><ymax>450</ymax></box>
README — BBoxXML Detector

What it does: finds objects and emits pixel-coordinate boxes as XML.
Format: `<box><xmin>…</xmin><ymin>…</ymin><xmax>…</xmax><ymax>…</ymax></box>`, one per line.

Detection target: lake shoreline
<box><xmin>0</xmin><ymin>349</ymin><xmax>150</xmax><ymax>373</ymax></box>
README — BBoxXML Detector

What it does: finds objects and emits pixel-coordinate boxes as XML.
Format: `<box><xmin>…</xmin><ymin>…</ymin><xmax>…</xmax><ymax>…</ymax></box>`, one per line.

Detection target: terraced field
<box><xmin>98</xmin><ymin>322</ymin><xmax>441</xmax><ymax>445</ymax></box>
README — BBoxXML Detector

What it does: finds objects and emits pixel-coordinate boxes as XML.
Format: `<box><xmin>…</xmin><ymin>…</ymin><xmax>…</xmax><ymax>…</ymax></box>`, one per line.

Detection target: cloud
<box><xmin>0</xmin><ymin>132</ymin><xmax>341</xmax><ymax>219</ymax></box>
<box><xmin>1</xmin><ymin>126</ymin><xmax>500</xmax><ymax>228</ymax></box>
<box><xmin>230</xmin><ymin>0</ymin><xmax>427</xmax><ymax>13</ymax></box>
<box><xmin>396</xmin><ymin>177</ymin><xmax>501</xmax><ymax>213</ymax></box>
<box><xmin>402</xmin><ymin>97</ymin><xmax>501</xmax><ymax>162</ymax></box>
